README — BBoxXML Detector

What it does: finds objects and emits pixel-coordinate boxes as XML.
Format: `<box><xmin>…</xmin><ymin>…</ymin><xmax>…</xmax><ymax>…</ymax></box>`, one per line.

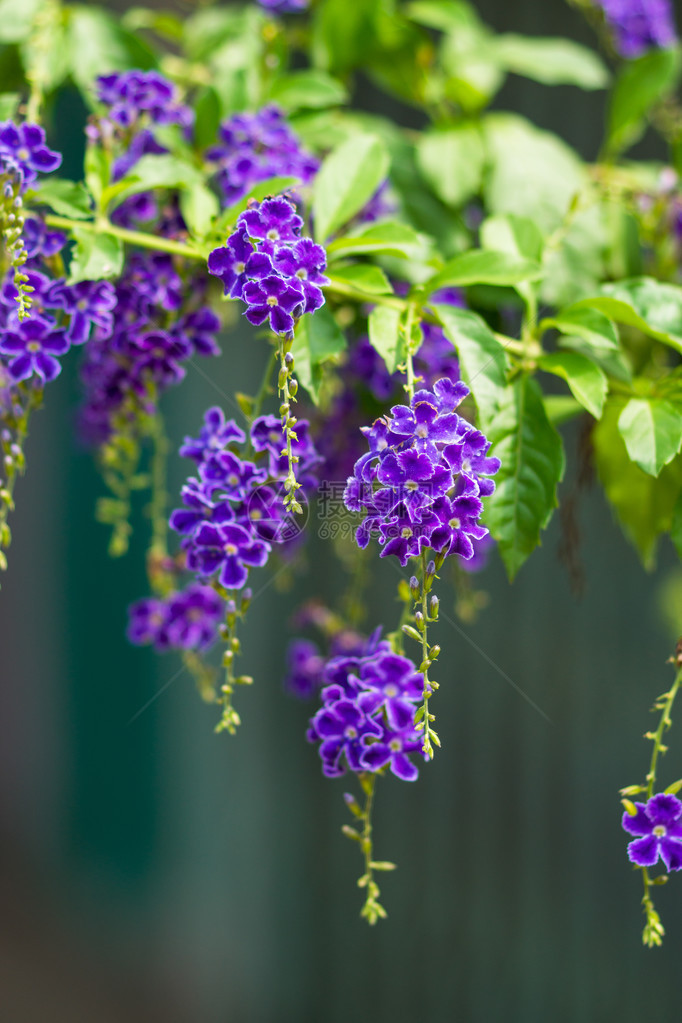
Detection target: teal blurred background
<box><xmin>2</xmin><ymin>1</ymin><xmax>682</xmax><ymax>1020</ymax></box>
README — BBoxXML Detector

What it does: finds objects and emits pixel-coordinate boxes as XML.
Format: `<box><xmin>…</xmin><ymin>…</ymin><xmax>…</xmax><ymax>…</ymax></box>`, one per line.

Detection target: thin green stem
<box><xmin>324</xmin><ymin>276</ymin><xmax>407</xmax><ymax>311</ymax></box>
<box><xmin>43</xmin><ymin>214</ymin><xmax>205</xmax><ymax>260</ymax></box>
<box><xmin>357</xmin><ymin>773</ymin><xmax>388</xmax><ymax>925</ymax></box>
<box><xmin>625</xmin><ymin>657</ymin><xmax>682</xmax><ymax>947</ymax></box>
<box><xmin>0</xmin><ymin>385</ymin><xmax>39</xmax><ymax>578</ymax></box>
<box><xmin>415</xmin><ymin>548</ymin><xmax>440</xmax><ymax>759</ymax></box>
<box><xmin>215</xmin><ymin>591</ymin><xmax>253</xmax><ymax>734</ymax></box>
<box><xmin>645</xmin><ymin>665</ymin><xmax>682</xmax><ymax>799</ymax></box>
<box><xmin>277</xmin><ymin>334</ymin><xmax>302</xmax><ymax>513</ymax></box>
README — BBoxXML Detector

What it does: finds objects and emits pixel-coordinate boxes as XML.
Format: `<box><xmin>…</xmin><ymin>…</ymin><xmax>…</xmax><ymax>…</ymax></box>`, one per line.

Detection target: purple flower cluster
<box><xmin>312</xmin><ymin>289</ymin><xmax>463</xmax><ymax>482</ymax></box>
<box><xmin>0</xmin><ymin>214</ymin><xmax>116</xmax><ymax>386</ymax></box>
<box><xmin>285</xmin><ymin>621</ymin><xmax>368</xmax><ymax>699</ymax></box>
<box><xmin>170</xmin><ymin>405</ymin><xmax>320</xmax><ymax>590</ymax></box>
<box><xmin>0</xmin><ymin>121</ymin><xmax>61</xmax><ymax>189</ymax></box>
<box><xmin>623</xmin><ymin>793</ymin><xmax>682</xmax><ymax>871</ymax></box>
<box><xmin>307</xmin><ymin>632</ymin><xmax>426</xmax><ymax>781</ymax></box>
<box><xmin>205</xmin><ymin>105</ymin><xmax>318</xmax><ymax>207</ymax></box>
<box><xmin>95</xmin><ymin>70</ymin><xmax>193</xmax><ymax>132</ymax></box>
<box><xmin>344</xmin><ymin>377</ymin><xmax>499</xmax><ymax>566</ymax></box>
<box><xmin>77</xmin><ymin>252</ymin><xmax>220</xmax><ymax>445</ymax></box>
<box><xmin>128</xmin><ymin>583</ymin><xmax>224</xmax><ymax>652</ymax></box>
<box><xmin>208</xmin><ymin>196</ymin><xmax>329</xmax><ymax>337</ymax></box>
<box><xmin>257</xmin><ymin>0</ymin><xmax>310</xmax><ymax>12</ymax></box>
<box><xmin>596</xmin><ymin>0</ymin><xmax>676</xmax><ymax>58</ymax></box>
<box><xmin>90</xmin><ymin>70</ymin><xmax>193</xmax><ymax>226</ymax></box>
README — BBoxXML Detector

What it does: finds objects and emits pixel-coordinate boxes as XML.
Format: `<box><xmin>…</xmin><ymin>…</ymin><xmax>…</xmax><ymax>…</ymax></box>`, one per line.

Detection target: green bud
<box><xmin>342</xmin><ymin>825</ymin><xmax>361</xmax><ymax>842</ymax></box>
<box><xmin>621</xmin><ymin>799</ymin><xmax>638</xmax><ymax>816</ymax></box>
<box><xmin>664</xmin><ymin>779</ymin><xmax>682</xmax><ymax>795</ymax></box>
<box><xmin>401</xmin><ymin>624</ymin><xmax>421</xmax><ymax>642</ymax></box>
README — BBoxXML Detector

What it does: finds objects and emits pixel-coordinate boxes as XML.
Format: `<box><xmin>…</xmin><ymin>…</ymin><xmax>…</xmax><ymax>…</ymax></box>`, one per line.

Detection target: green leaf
<box><xmin>538</xmin><ymin>351</ymin><xmax>607</xmax><ymax>419</ymax></box>
<box><xmin>593</xmin><ymin>398</ymin><xmax>682</xmax><ymax>567</ymax></box>
<box><xmin>84</xmin><ymin>144</ymin><xmax>111</xmax><ymax>207</ymax></box>
<box><xmin>484</xmin><ymin>375</ymin><xmax>565</xmax><ymax>580</ymax></box>
<box><xmin>113</xmin><ymin>154</ymin><xmax>202</xmax><ymax>195</ymax></box>
<box><xmin>0</xmin><ymin>0</ymin><xmax>40</xmax><ymax>41</ymax></box>
<box><xmin>331</xmin><ymin>264</ymin><xmax>393</xmax><ymax>295</ymax></box>
<box><xmin>575</xmin><ymin>279</ymin><xmax>682</xmax><ymax>354</ymax></box>
<box><xmin>557</xmin><ymin>334</ymin><xmax>632</xmax><ymax>384</ymax></box>
<box><xmin>433</xmin><ymin>304</ymin><xmax>508</xmax><ymax>431</ymax></box>
<box><xmin>482</xmin><ymin>113</ymin><xmax>585</xmax><ymax>232</ymax></box>
<box><xmin>416</xmin><ymin>123</ymin><xmax>485</xmax><ymax>208</ymax></box>
<box><xmin>312</xmin><ymin>134</ymin><xmax>390</xmax><ymax>243</ymax></box>
<box><xmin>617</xmin><ymin>398</ymin><xmax>682</xmax><ymax>476</ymax></box>
<box><xmin>312</xmin><ymin>0</ymin><xmax>384</xmax><ymax>74</ymax></box>
<box><xmin>29</xmin><ymin>178</ymin><xmax>93</xmax><ymax>220</ymax></box>
<box><xmin>121</xmin><ymin>8</ymin><xmax>185</xmax><ymax>42</ymax></box>
<box><xmin>193</xmin><ymin>87</ymin><xmax>223</xmax><ymax>152</ymax></box>
<box><xmin>541</xmin><ymin>305</ymin><xmax>619</xmax><ymax>349</ymax></box>
<box><xmin>67</xmin><ymin>6</ymin><xmax>156</xmax><ymax>94</ymax></box>
<box><xmin>268</xmin><ymin>71</ymin><xmax>347</xmax><ymax>111</ymax></box>
<box><xmin>608</xmin><ymin>47</ymin><xmax>682</xmax><ymax>154</ymax></box>
<box><xmin>406</xmin><ymin>1</ymin><xmax>475</xmax><ymax>33</ymax></box>
<box><xmin>368</xmin><ymin>306</ymin><xmax>403</xmax><ymax>375</ymax></box>
<box><xmin>327</xmin><ymin>221</ymin><xmax>423</xmax><ymax>260</ymax></box>
<box><xmin>480</xmin><ymin>213</ymin><xmax>544</xmax><ymax>263</ymax></box>
<box><xmin>0</xmin><ymin>93</ymin><xmax>19</xmax><ymax>119</ymax></box>
<box><xmin>179</xmin><ymin>183</ymin><xmax>219</xmax><ymax>237</ymax></box>
<box><xmin>68</xmin><ymin>230</ymin><xmax>124</xmax><ymax>284</ymax></box>
<box><xmin>426</xmin><ymin>249</ymin><xmax>542</xmax><ymax>292</ymax></box>
<box><xmin>291</xmin><ymin>306</ymin><xmax>346</xmax><ymax>404</ymax></box>
<box><xmin>492</xmin><ymin>35</ymin><xmax>609</xmax><ymax>89</ymax></box>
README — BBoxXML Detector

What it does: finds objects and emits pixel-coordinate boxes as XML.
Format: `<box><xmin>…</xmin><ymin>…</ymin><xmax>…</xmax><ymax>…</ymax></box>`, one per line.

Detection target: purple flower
<box><xmin>187</xmin><ymin>521</ymin><xmax>270</xmax><ymax>589</ymax></box>
<box><xmin>250</xmin><ymin>414</ymin><xmax>321</xmax><ymax>485</ymax></box>
<box><xmin>0</xmin><ymin>121</ymin><xmax>61</xmax><ymax>185</ymax></box>
<box><xmin>206</xmin><ymin>105</ymin><xmax>318</xmax><ymax>207</ymax></box>
<box><xmin>96</xmin><ymin>70</ymin><xmax>193</xmax><ymax>130</ymax></box>
<box><xmin>257</xmin><ymin>0</ymin><xmax>310</xmax><ymax>12</ymax></box>
<box><xmin>158</xmin><ymin>584</ymin><xmax>224</xmax><ymax>651</ymax></box>
<box><xmin>44</xmin><ymin>279</ymin><xmax>116</xmax><ymax>345</ymax></box>
<box><xmin>597</xmin><ymin>0</ymin><xmax>676</xmax><ymax>58</ymax></box>
<box><xmin>169</xmin><ymin>478</ymin><xmax>236</xmax><ymax>538</ymax></box>
<box><xmin>355</xmin><ymin>652</ymin><xmax>424</xmax><ymax>731</ymax></box>
<box><xmin>242</xmin><ymin>274</ymin><xmax>305</xmax><ymax>335</ymax></box>
<box><xmin>307</xmin><ymin>635</ymin><xmax>425</xmax><ymax>780</ymax></box>
<box><xmin>179</xmin><ymin>407</ymin><xmax>246</xmax><ymax>463</ymax></box>
<box><xmin>285</xmin><ymin>639</ymin><xmax>325</xmax><ymax>699</ymax></box>
<box><xmin>172</xmin><ymin>308</ymin><xmax>221</xmax><ymax>359</ymax></box>
<box><xmin>22</xmin><ymin>217</ymin><xmax>66</xmax><ymax>260</ymax></box>
<box><xmin>273</xmin><ymin>238</ymin><xmax>330</xmax><ymax>313</ymax></box>
<box><xmin>310</xmin><ymin>697</ymin><xmax>384</xmax><ymax>777</ymax></box>
<box><xmin>623</xmin><ymin>793</ymin><xmax>682</xmax><ymax>870</ymax></box>
<box><xmin>199</xmin><ymin>449</ymin><xmax>268</xmax><ymax>499</ymax></box>
<box><xmin>207</xmin><ymin>226</ymin><xmax>254</xmax><ymax>299</ymax></box>
<box><xmin>127</xmin><ymin>329</ymin><xmax>191</xmax><ymax>385</ymax></box>
<box><xmin>127</xmin><ymin>597</ymin><xmax>168</xmax><ymax>648</ymax></box>
<box><xmin>343</xmin><ymin>377</ymin><xmax>498</xmax><ymax>566</ymax></box>
<box><xmin>127</xmin><ymin>584</ymin><xmax>224</xmax><ymax>652</ymax></box>
<box><xmin>0</xmin><ymin>316</ymin><xmax>69</xmax><ymax>382</ymax></box>
<box><xmin>239</xmin><ymin>197</ymin><xmax>303</xmax><ymax>246</ymax></box>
